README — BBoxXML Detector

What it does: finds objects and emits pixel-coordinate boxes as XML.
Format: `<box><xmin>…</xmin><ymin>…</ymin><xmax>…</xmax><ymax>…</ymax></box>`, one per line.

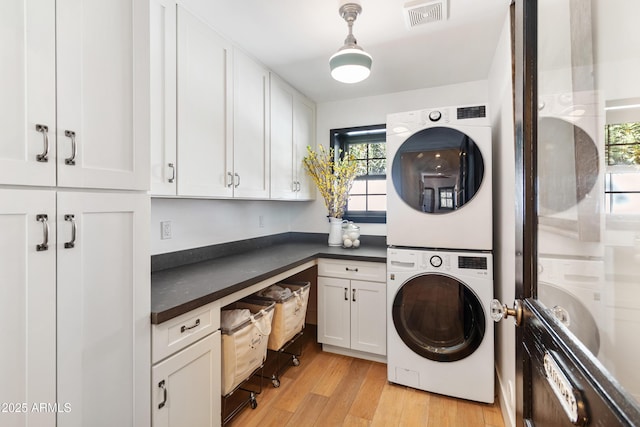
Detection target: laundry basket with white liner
<box><xmin>249</xmin><ymin>281</ymin><xmax>310</xmax><ymax>387</ymax></box>
<box><xmin>220</xmin><ymin>298</ymin><xmax>274</xmax><ymax>421</ymax></box>
<box><xmin>254</xmin><ymin>281</ymin><xmax>310</xmax><ymax>350</ymax></box>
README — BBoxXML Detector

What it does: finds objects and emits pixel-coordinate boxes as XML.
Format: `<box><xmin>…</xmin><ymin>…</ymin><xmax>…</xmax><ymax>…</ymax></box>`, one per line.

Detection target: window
<box><xmin>331</xmin><ymin>124</ymin><xmax>386</xmax><ymax>223</ymax></box>
<box><xmin>604</xmin><ymin>122</ymin><xmax>640</xmax><ymax>214</ymax></box>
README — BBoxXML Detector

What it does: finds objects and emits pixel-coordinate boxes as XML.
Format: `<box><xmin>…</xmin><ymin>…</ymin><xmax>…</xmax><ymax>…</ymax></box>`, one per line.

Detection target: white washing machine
<box><xmin>387</xmin><ymin>247</ymin><xmax>494</xmax><ymax>403</ymax></box>
<box><xmin>386</xmin><ymin>104</ymin><xmax>492</xmax><ymax>251</ymax></box>
<box><xmin>537</xmin><ymin>91</ymin><xmax>605</xmax><ymax>259</ymax></box>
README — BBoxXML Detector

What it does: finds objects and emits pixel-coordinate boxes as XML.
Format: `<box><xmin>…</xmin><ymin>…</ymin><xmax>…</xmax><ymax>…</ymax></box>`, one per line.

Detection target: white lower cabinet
<box><xmin>152</xmin><ymin>301</ymin><xmax>222</xmax><ymax>426</ymax></box>
<box><xmin>317</xmin><ymin>259</ymin><xmax>387</xmax><ymax>359</ymax></box>
<box><xmin>152</xmin><ymin>332</ymin><xmax>221</xmax><ymax>427</ymax></box>
<box><xmin>0</xmin><ymin>189</ymin><xmax>150</xmax><ymax>427</ymax></box>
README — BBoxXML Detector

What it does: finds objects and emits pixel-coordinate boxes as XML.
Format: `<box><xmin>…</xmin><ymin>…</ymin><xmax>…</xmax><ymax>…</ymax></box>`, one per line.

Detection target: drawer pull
<box><xmin>158</xmin><ymin>380</ymin><xmax>167</xmax><ymax>409</ymax></box>
<box><xmin>36</xmin><ymin>214</ymin><xmax>49</xmax><ymax>251</ymax></box>
<box><xmin>345</xmin><ymin>267</ymin><xmax>359</xmax><ymax>272</ymax></box>
<box><xmin>64</xmin><ymin>130</ymin><xmax>77</xmax><ymax>165</ymax></box>
<box><xmin>64</xmin><ymin>214</ymin><xmax>76</xmax><ymax>249</ymax></box>
<box><xmin>180</xmin><ymin>318</ymin><xmax>200</xmax><ymax>333</ymax></box>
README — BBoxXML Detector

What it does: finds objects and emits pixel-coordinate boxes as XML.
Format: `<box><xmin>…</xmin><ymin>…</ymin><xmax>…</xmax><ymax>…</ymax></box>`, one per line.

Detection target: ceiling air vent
<box><xmin>403</xmin><ymin>0</ymin><xmax>448</xmax><ymax>29</ymax></box>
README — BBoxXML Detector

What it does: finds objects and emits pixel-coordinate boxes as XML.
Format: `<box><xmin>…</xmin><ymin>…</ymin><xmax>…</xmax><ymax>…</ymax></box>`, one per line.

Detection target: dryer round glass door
<box><xmin>391</xmin><ymin>127</ymin><xmax>485</xmax><ymax>214</ymax></box>
<box><xmin>538</xmin><ymin>117</ymin><xmax>599</xmax><ymax>214</ymax></box>
<box><xmin>392</xmin><ymin>273</ymin><xmax>486</xmax><ymax>362</ymax></box>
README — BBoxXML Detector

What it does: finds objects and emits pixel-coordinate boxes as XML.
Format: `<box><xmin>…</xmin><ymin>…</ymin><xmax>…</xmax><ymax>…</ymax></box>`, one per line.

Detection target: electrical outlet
<box><xmin>161</xmin><ymin>221</ymin><xmax>172</xmax><ymax>239</ymax></box>
<box><xmin>258</xmin><ymin>215</ymin><xmax>265</xmax><ymax>228</ymax></box>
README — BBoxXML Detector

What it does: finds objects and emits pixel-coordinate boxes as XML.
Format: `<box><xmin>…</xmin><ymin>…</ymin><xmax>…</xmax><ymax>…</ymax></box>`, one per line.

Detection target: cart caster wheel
<box><xmin>250</xmin><ymin>399</ymin><xmax>258</xmax><ymax>410</ymax></box>
<box><xmin>292</xmin><ymin>356</ymin><xmax>300</xmax><ymax>367</ymax></box>
<box><xmin>272</xmin><ymin>378</ymin><xmax>280</xmax><ymax>388</ymax></box>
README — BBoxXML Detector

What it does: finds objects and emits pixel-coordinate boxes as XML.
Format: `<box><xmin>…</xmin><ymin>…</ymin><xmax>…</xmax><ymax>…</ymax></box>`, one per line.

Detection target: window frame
<box><xmin>330</xmin><ymin>124</ymin><xmax>387</xmax><ymax>224</ymax></box>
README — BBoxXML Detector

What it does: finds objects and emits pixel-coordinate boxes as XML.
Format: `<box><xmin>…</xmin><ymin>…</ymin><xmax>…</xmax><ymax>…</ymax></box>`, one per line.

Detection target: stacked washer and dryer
<box><xmin>385</xmin><ymin>105</ymin><xmax>495</xmax><ymax>403</ymax></box>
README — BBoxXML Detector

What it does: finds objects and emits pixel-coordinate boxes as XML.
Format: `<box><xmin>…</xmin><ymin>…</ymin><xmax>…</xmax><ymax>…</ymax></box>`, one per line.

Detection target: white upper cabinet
<box><xmin>56</xmin><ymin>0</ymin><xmax>149</xmax><ymax>190</ymax></box>
<box><xmin>150</xmin><ymin>0</ymin><xmax>177</xmax><ymax>195</ymax></box>
<box><xmin>176</xmin><ymin>6</ymin><xmax>233</xmax><ymax>198</ymax></box>
<box><xmin>0</xmin><ymin>0</ymin><xmax>149</xmax><ymax>190</ymax></box>
<box><xmin>269</xmin><ymin>74</ymin><xmax>315</xmax><ymax>200</ymax></box>
<box><xmin>233</xmin><ymin>49</ymin><xmax>270</xmax><ymax>199</ymax></box>
<box><xmin>0</xmin><ymin>0</ymin><xmax>56</xmax><ymax>186</ymax></box>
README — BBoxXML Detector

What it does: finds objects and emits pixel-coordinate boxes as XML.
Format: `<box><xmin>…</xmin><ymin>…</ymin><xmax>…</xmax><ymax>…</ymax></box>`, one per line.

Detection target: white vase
<box><xmin>328</xmin><ymin>217</ymin><xmax>344</xmax><ymax>246</ymax></box>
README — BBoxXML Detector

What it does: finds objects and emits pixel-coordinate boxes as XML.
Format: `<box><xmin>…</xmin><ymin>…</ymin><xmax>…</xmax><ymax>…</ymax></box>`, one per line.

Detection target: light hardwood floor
<box><xmin>226</xmin><ymin>326</ymin><xmax>505</xmax><ymax>427</ymax></box>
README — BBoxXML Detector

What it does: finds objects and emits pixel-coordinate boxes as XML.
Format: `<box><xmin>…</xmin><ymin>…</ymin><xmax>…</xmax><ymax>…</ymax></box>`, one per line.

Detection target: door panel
<box><xmin>0</xmin><ymin>190</ymin><xmax>56</xmax><ymax>427</ymax></box>
<box><xmin>56</xmin><ymin>192</ymin><xmax>149</xmax><ymax>427</ymax></box>
<box><xmin>514</xmin><ymin>0</ymin><xmax>640</xmax><ymax>425</ymax></box>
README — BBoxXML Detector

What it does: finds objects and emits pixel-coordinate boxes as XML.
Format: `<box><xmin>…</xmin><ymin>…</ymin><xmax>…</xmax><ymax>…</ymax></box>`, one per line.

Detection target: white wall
<box><xmin>289</xmin><ymin>80</ymin><xmax>490</xmax><ymax>237</ymax></box>
<box><xmin>150</xmin><ymin>198</ymin><xmax>296</xmax><ymax>255</ymax></box>
<box><xmin>488</xmin><ymin>10</ymin><xmax>516</xmax><ymax>427</ymax></box>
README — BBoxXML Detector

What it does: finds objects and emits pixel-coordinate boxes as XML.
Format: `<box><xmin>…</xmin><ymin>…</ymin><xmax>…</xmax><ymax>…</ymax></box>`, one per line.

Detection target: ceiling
<box><xmin>181</xmin><ymin>0</ymin><xmax>510</xmax><ymax>103</ymax></box>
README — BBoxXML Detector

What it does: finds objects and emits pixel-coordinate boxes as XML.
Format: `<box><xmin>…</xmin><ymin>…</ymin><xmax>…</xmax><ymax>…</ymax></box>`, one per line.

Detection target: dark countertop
<box><xmin>151</xmin><ymin>237</ymin><xmax>387</xmax><ymax>324</ymax></box>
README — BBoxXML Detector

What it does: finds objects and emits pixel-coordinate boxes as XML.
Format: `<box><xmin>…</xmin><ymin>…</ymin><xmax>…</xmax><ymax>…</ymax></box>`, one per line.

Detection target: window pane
<box><xmin>608</xmin><ymin>173</ymin><xmax>640</xmax><ymax>192</ymax></box>
<box><xmin>355</xmin><ymin>159</ymin><xmax>367</xmax><ymax>175</ymax></box>
<box><xmin>607</xmin><ymin>145</ymin><xmax>640</xmax><ymax>166</ymax></box>
<box><xmin>368</xmin><ymin>195</ymin><xmax>387</xmax><ymax>211</ymax></box>
<box><xmin>351</xmin><ymin>180</ymin><xmax>367</xmax><ymax>194</ymax></box>
<box><xmin>609</xmin><ymin>193</ymin><xmax>640</xmax><ymax>214</ymax></box>
<box><xmin>606</xmin><ymin>123</ymin><xmax>640</xmax><ymax>145</ymax></box>
<box><xmin>369</xmin><ymin>143</ymin><xmax>386</xmax><ymax>158</ymax></box>
<box><xmin>348</xmin><ymin>195</ymin><xmax>367</xmax><ymax>210</ymax></box>
<box><xmin>349</xmin><ymin>144</ymin><xmax>367</xmax><ymax>159</ymax></box>
<box><xmin>368</xmin><ymin>158</ymin><xmax>386</xmax><ymax>175</ymax></box>
<box><xmin>368</xmin><ymin>179</ymin><xmax>387</xmax><ymax>194</ymax></box>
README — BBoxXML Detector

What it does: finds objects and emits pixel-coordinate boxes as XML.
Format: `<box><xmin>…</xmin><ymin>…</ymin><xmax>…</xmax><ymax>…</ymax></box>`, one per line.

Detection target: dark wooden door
<box><xmin>513</xmin><ymin>0</ymin><xmax>640</xmax><ymax>425</ymax></box>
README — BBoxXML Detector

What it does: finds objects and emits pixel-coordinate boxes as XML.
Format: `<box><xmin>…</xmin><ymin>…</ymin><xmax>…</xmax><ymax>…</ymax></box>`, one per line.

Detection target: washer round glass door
<box><xmin>392</xmin><ymin>273</ymin><xmax>486</xmax><ymax>362</ymax></box>
<box><xmin>391</xmin><ymin>127</ymin><xmax>485</xmax><ymax>214</ymax></box>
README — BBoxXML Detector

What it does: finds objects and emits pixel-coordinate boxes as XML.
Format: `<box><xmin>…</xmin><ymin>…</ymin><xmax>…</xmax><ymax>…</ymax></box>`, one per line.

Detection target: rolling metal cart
<box><xmin>249</xmin><ymin>281</ymin><xmax>310</xmax><ymax>387</ymax></box>
<box><xmin>220</xmin><ymin>299</ymin><xmax>275</xmax><ymax>424</ymax></box>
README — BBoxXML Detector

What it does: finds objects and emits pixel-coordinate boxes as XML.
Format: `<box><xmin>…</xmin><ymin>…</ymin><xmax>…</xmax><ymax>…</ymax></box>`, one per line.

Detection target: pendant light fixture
<box><xmin>329</xmin><ymin>2</ymin><xmax>372</xmax><ymax>84</ymax></box>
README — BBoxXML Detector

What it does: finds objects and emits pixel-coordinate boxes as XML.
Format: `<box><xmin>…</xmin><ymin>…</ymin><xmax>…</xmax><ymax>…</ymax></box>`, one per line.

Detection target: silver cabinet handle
<box><xmin>168</xmin><ymin>163</ymin><xmax>175</xmax><ymax>183</ymax></box>
<box><xmin>35</xmin><ymin>124</ymin><xmax>49</xmax><ymax>162</ymax></box>
<box><xmin>292</xmin><ymin>181</ymin><xmax>297</xmax><ymax>192</ymax></box>
<box><xmin>158</xmin><ymin>380</ymin><xmax>167</xmax><ymax>409</ymax></box>
<box><xmin>180</xmin><ymin>318</ymin><xmax>200</xmax><ymax>333</ymax></box>
<box><xmin>64</xmin><ymin>130</ymin><xmax>77</xmax><ymax>165</ymax></box>
<box><xmin>344</xmin><ymin>287</ymin><xmax>348</xmax><ymax>301</ymax></box>
<box><xmin>297</xmin><ymin>181</ymin><xmax>301</xmax><ymax>191</ymax></box>
<box><xmin>352</xmin><ymin>288</ymin><xmax>356</xmax><ymax>302</ymax></box>
<box><xmin>64</xmin><ymin>214</ymin><xmax>76</xmax><ymax>249</ymax></box>
<box><xmin>234</xmin><ymin>173</ymin><xmax>240</xmax><ymax>188</ymax></box>
<box><xmin>227</xmin><ymin>172</ymin><xmax>233</xmax><ymax>188</ymax></box>
<box><xmin>345</xmin><ymin>267</ymin><xmax>359</xmax><ymax>272</ymax></box>
<box><xmin>36</xmin><ymin>214</ymin><xmax>49</xmax><ymax>251</ymax></box>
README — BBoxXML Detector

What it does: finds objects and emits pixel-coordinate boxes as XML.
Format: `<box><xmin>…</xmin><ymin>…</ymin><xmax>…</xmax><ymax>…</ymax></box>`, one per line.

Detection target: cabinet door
<box><xmin>293</xmin><ymin>95</ymin><xmax>315</xmax><ymax>199</ymax></box>
<box><xmin>269</xmin><ymin>75</ymin><xmax>295</xmax><ymax>199</ymax></box>
<box><xmin>233</xmin><ymin>49</ymin><xmax>270</xmax><ymax>198</ymax></box>
<box><xmin>56</xmin><ymin>0</ymin><xmax>149</xmax><ymax>190</ymax></box>
<box><xmin>56</xmin><ymin>192</ymin><xmax>150</xmax><ymax>427</ymax></box>
<box><xmin>0</xmin><ymin>0</ymin><xmax>56</xmax><ymax>186</ymax></box>
<box><xmin>0</xmin><ymin>190</ymin><xmax>56</xmax><ymax>427</ymax></box>
<box><xmin>317</xmin><ymin>276</ymin><xmax>351</xmax><ymax>348</ymax></box>
<box><xmin>177</xmin><ymin>6</ymin><xmax>232</xmax><ymax>197</ymax></box>
<box><xmin>150</xmin><ymin>0</ymin><xmax>177</xmax><ymax>195</ymax></box>
<box><xmin>152</xmin><ymin>331</ymin><xmax>221</xmax><ymax>427</ymax></box>
<box><xmin>350</xmin><ymin>280</ymin><xmax>387</xmax><ymax>356</ymax></box>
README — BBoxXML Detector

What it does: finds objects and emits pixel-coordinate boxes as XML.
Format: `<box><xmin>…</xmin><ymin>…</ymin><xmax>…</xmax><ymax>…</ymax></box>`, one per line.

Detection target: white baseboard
<box><xmin>321</xmin><ymin>344</ymin><xmax>387</xmax><ymax>364</ymax></box>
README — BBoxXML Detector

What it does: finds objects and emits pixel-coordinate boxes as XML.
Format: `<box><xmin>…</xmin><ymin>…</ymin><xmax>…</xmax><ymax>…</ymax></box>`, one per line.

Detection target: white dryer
<box><xmin>387</xmin><ymin>247</ymin><xmax>494</xmax><ymax>403</ymax></box>
<box><xmin>386</xmin><ymin>105</ymin><xmax>492</xmax><ymax>251</ymax></box>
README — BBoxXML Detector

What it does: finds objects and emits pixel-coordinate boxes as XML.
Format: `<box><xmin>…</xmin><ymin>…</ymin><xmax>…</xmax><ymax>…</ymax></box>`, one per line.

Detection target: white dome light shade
<box><xmin>330</xmin><ymin>48</ymin><xmax>372</xmax><ymax>84</ymax></box>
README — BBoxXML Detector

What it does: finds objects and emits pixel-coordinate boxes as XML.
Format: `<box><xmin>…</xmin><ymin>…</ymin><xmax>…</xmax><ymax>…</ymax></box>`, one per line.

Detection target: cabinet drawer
<box><xmin>152</xmin><ymin>301</ymin><xmax>220</xmax><ymax>364</ymax></box>
<box><xmin>318</xmin><ymin>259</ymin><xmax>386</xmax><ymax>283</ymax></box>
